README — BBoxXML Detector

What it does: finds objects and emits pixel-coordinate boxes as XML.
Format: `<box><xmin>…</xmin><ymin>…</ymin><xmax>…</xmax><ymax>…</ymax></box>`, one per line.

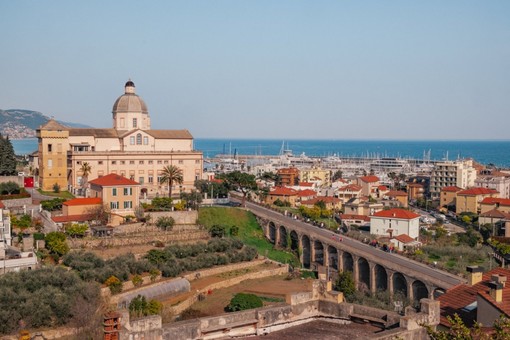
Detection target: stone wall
<box><xmin>1</xmin><ymin>197</ymin><xmax>32</xmax><ymax>208</ymax></box>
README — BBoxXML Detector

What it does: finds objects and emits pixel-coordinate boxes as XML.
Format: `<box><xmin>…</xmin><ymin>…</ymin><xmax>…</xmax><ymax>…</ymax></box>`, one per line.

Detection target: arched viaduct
<box><xmin>243</xmin><ymin>201</ymin><xmax>465</xmax><ymax>302</ymax></box>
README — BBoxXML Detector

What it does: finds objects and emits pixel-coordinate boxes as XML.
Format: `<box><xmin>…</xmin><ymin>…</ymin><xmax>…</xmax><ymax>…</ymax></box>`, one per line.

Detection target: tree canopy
<box><xmin>218</xmin><ymin>171</ymin><xmax>257</xmax><ymax>205</ymax></box>
<box><xmin>0</xmin><ymin>134</ymin><xmax>16</xmax><ymax>175</ymax></box>
<box><xmin>160</xmin><ymin>165</ymin><xmax>183</xmax><ymax>198</ymax></box>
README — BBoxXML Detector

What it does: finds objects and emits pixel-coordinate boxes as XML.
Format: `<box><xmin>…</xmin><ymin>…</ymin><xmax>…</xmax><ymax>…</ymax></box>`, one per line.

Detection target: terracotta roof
<box><xmin>0</xmin><ymin>201</ymin><xmax>4</xmax><ymax>209</ymax></box>
<box><xmin>52</xmin><ymin>214</ymin><xmax>95</xmax><ymax>223</ymax></box>
<box><xmin>372</xmin><ymin>208</ymin><xmax>420</xmax><ymax>220</ymax></box>
<box><xmin>338</xmin><ymin>184</ymin><xmax>362</xmax><ymax>192</ymax></box>
<box><xmin>89</xmin><ymin>174</ymin><xmax>139</xmax><ymax>187</ymax></box>
<box><xmin>378</xmin><ymin>185</ymin><xmax>388</xmax><ymax>191</ymax></box>
<box><xmin>481</xmin><ymin>197</ymin><xmax>510</xmax><ymax>207</ymax></box>
<box><xmin>457</xmin><ymin>188</ymin><xmax>499</xmax><ymax>196</ymax></box>
<box><xmin>68</xmin><ymin>128</ymin><xmax>119</xmax><ymax>138</ymax></box>
<box><xmin>269</xmin><ymin>186</ymin><xmax>298</xmax><ymax>196</ymax></box>
<box><xmin>339</xmin><ymin>214</ymin><xmax>370</xmax><ymax>222</ymax></box>
<box><xmin>441</xmin><ymin>186</ymin><xmax>463</xmax><ymax>193</ymax></box>
<box><xmin>298</xmin><ymin>182</ymin><xmax>314</xmax><ymax>187</ymax></box>
<box><xmin>63</xmin><ymin>198</ymin><xmax>102</xmax><ymax>206</ymax></box>
<box><xmin>391</xmin><ymin>234</ymin><xmax>415</xmax><ymax>243</ymax></box>
<box><xmin>38</xmin><ymin>119</ymin><xmax>68</xmax><ymax>131</ymax></box>
<box><xmin>359</xmin><ymin>175</ymin><xmax>380</xmax><ymax>183</ymax></box>
<box><xmin>301</xmin><ymin>197</ymin><xmax>341</xmax><ymax>205</ymax></box>
<box><xmin>479</xmin><ymin>209</ymin><xmax>510</xmax><ymax>219</ymax></box>
<box><xmin>438</xmin><ymin>268</ymin><xmax>510</xmax><ymax>327</ymax></box>
<box><xmin>297</xmin><ymin>189</ymin><xmax>317</xmax><ymax>197</ymax></box>
<box><xmin>145</xmin><ymin>129</ymin><xmax>193</xmax><ymax>139</ymax></box>
<box><xmin>386</xmin><ymin>190</ymin><xmax>407</xmax><ymax>197</ymax></box>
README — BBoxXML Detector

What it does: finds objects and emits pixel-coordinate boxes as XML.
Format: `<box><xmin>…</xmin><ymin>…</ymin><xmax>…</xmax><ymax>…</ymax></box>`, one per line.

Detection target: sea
<box><xmin>12</xmin><ymin>138</ymin><xmax>510</xmax><ymax>168</ymax></box>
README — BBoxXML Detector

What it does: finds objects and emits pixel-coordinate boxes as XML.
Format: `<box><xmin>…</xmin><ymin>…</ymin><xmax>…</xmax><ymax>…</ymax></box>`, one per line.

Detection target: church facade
<box><xmin>37</xmin><ymin>80</ymin><xmax>203</xmax><ymax>197</ymax></box>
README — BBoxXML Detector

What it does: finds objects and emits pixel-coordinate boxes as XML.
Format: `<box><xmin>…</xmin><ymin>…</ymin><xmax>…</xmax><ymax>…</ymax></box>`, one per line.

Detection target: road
<box><xmin>411</xmin><ymin>206</ymin><xmax>466</xmax><ymax>234</ymax></box>
<box><xmin>239</xmin><ymin>200</ymin><xmax>465</xmax><ymax>288</ymax></box>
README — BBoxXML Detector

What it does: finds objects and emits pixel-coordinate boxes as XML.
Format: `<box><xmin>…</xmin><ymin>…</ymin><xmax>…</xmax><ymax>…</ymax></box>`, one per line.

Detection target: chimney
<box><xmin>491</xmin><ymin>274</ymin><xmax>507</xmax><ymax>287</ymax></box>
<box><xmin>466</xmin><ymin>266</ymin><xmax>484</xmax><ymax>286</ymax></box>
<box><xmin>489</xmin><ymin>281</ymin><xmax>504</xmax><ymax>303</ymax></box>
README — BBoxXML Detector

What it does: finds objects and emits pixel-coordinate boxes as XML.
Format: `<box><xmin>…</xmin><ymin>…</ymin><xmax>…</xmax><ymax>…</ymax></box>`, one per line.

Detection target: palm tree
<box><xmin>160</xmin><ymin>165</ymin><xmax>183</xmax><ymax>198</ymax></box>
<box><xmin>80</xmin><ymin>162</ymin><xmax>92</xmax><ymax>194</ymax></box>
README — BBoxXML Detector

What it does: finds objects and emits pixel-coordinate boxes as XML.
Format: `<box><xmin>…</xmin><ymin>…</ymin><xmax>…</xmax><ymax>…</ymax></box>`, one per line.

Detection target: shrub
<box><xmin>149</xmin><ymin>269</ymin><xmax>160</xmax><ymax>282</ymax></box>
<box><xmin>155</xmin><ymin>216</ymin><xmax>175</xmax><ymax>231</ymax></box>
<box><xmin>209</xmin><ymin>225</ymin><xmax>226</xmax><ymax>238</ymax></box>
<box><xmin>41</xmin><ymin>198</ymin><xmax>66</xmax><ymax>211</ymax></box>
<box><xmin>45</xmin><ymin>232</ymin><xmax>69</xmax><ymax>257</ymax></box>
<box><xmin>335</xmin><ymin>271</ymin><xmax>355</xmax><ymax>298</ymax></box>
<box><xmin>129</xmin><ymin>295</ymin><xmax>162</xmax><ymax>318</ymax></box>
<box><xmin>105</xmin><ymin>276</ymin><xmax>122</xmax><ymax>294</ymax></box>
<box><xmin>227</xmin><ymin>293</ymin><xmax>263</xmax><ymax>312</ymax></box>
<box><xmin>53</xmin><ymin>182</ymin><xmax>61</xmax><ymax>193</ymax></box>
<box><xmin>132</xmin><ymin>275</ymin><xmax>143</xmax><ymax>287</ymax></box>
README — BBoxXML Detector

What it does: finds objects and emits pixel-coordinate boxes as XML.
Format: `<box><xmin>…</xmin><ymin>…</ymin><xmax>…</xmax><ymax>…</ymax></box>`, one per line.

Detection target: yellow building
<box><xmin>440</xmin><ymin>186</ymin><xmax>462</xmax><ymax>208</ymax></box>
<box><xmin>456</xmin><ymin>187</ymin><xmax>499</xmax><ymax>215</ymax></box>
<box><xmin>299</xmin><ymin>166</ymin><xmax>331</xmax><ymax>187</ymax></box>
<box><xmin>37</xmin><ymin>80</ymin><xmax>203</xmax><ymax>195</ymax></box>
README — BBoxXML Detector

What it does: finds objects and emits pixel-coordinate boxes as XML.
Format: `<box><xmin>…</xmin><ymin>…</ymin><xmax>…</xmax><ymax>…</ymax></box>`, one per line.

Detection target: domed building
<box><xmin>37</xmin><ymin>80</ymin><xmax>203</xmax><ymax>205</ymax></box>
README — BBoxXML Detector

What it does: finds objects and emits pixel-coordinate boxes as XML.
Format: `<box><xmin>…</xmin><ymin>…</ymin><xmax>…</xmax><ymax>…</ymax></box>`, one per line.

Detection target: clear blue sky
<box><xmin>1</xmin><ymin>1</ymin><xmax>509</xmax><ymax>140</ymax></box>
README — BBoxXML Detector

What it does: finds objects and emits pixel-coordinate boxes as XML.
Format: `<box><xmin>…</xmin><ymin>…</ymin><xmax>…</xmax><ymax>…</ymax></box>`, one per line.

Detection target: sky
<box><xmin>1</xmin><ymin>1</ymin><xmax>509</xmax><ymax>140</ymax></box>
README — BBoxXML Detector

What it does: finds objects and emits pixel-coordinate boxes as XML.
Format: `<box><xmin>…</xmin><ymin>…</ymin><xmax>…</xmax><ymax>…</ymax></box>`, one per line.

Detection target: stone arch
<box><xmin>313</xmin><ymin>240</ymin><xmax>324</xmax><ymax>265</ymax></box>
<box><xmin>268</xmin><ymin>222</ymin><xmax>276</xmax><ymax>244</ymax></box>
<box><xmin>357</xmin><ymin>257</ymin><xmax>370</xmax><ymax>292</ymax></box>
<box><xmin>327</xmin><ymin>246</ymin><xmax>338</xmax><ymax>270</ymax></box>
<box><xmin>290</xmin><ymin>230</ymin><xmax>299</xmax><ymax>251</ymax></box>
<box><xmin>342</xmin><ymin>252</ymin><xmax>353</xmax><ymax>273</ymax></box>
<box><xmin>412</xmin><ymin>280</ymin><xmax>429</xmax><ymax>302</ymax></box>
<box><xmin>278</xmin><ymin>226</ymin><xmax>287</xmax><ymax>248</ymax></box>
<box><xmin>392</xmin><ymin>272</ymin><xmax>408</xmax><ymax>298</ymax></box>
<box><xmin>302</xmin><ymin>235</ymin><xmax>311</xmax><ymax>269</ymax></box>
<box><xmin>374</xmin><ymin>264</ymin><xmax>388</xmax><ymax>291</ymax></box>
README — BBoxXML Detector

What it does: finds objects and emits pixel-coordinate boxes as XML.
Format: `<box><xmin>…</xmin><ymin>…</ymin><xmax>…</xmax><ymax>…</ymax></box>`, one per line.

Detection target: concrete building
<box><xmin>265</xmin><ymin>186</ymin><xmax>298</xmax><ymax>206</ymax></box>
<box><xmin>276</xmin><ymin>167</ymin><xmax>299</xmax><ymax>186</ymax></box>
<box><xmin>455</xmin><ymin>187</ymin><xmax>499</xmax><ymax>215</ymax></box>
<box><xmin>335</xmin><ymin>184</ymin><xmax>362</xmax><ymax>202</ymax></box>
<box><xmin>370</xmin><ymin>208</ymin><xmax>420</xmax><ymax>239</ymax></box>
<box><xmin>343</xmin><ymin>197</ymin><xmax>383</xmax><ymax>217</ymax></box>
<box><xmin>440</xmin><ymin>186</ymin><xmax>462</xmax><ymax>208</ymax></box>
<box><xmin>480</xmin><ymin>197</ymin><xmax>510</xmax><ymax>214</ymax></box>
<box><xmin>299</xmin><ymin>166</ymin><xmax>331</xmax><ymax>187</ymax></box>
<box><xmin>300</xmin><ymin>196</ymin><xmax>342</xmax><ymax>210</ymax></box>
<box><xmin>475</xmin><ymin>169</ymin><xmax>510</xmax><ymax>199</ymax></box>
<box><xmin>383</xmin><ymin>190</ymin><xmax>408</xmax><ymax>208</ymax></box>
<box><xmin>430</xmin><ymin>159</ymin><xmax>477</xmax><ymax>199</ymax></box>
<box><xmin>356</xmin><ymin>175</ymin><xmax>380</xmax><ymax>196</ymax></box>
<box><xmin>37</xmin><ymin>80</ymin><xmax>203</xmax><ymax>196</ymax></box>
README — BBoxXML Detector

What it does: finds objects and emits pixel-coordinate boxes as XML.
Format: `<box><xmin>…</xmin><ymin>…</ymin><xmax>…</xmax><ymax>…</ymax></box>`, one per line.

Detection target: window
<box><xmin>48</xmin><ymin>159</ymin><xmax>53</xmax><ymax>168</ymax></box>
<box><xmin>47</xmin><ymin>144</ymin><xmax>52</xmax><ymax>152</ymax></box>
<box><xmin>124</xmin><ymin>187</ymin><xmax>133</xmax><ymax>195</ymax></box>
<box><xmin>195</xmin><ymin>160</ymin><xmax>201</xmax><ymax>164</ymax></box>
<box><xmin>133</xmin><ymin>118</ymin><xmax>137</xmax><ymax>128</ymax></box>
<box><xmin>157</xmin><ymin>176</ymin><xmax>163</xmax><ymax>183</ymax></box>
<box><xmin>148</xmin><ymin>176</ymin><xmax>153</xmax><ymax>183</ymax></box>
<box><xmin>148</xmin><ymin>160</ymin><xmax>153</xmax><ymax>164</ymax></box>
<box><xmin>112</xmin><ymin>188</ymin><xmax>117</xmax><ymax>196</ymax></box>
<box><xmin>139</xmin><ymin>161</ymin><xmax>144</xmax><ymax>165</ymax></box>
<box><xmin>178</xmin><ymin>160</ymin><xmax>183</xmax><ymax>164</ymax></box>
<box><xmin>130</xmin><ymin>136</ymin><xmax>135</xmax><ymax>145</ymax></box>
<box><xmin>129</xmin><ymin>175</ymin><xmax>135</xmax><ymax>181</ymax></box>
<box><xmin>136</xmin><ymin>133</ymin><xmax>142</xmax><ymax>145</ymax></box>
<box><xmin>112</xmin><ymin>161</ymin><xmax>117</xmax><ymax>165</ymax></box>
<box><xmin>124</xmin><ymin>201</ymin><xmax>133</xmax><ymax>209</ymax></box>
<box><xmin>139</xmin><ymin>177</ymin><xmax>144</xmax><ymax>184</ymax></box>
<box><xmin>164</xmin><ymin>160</ymin><xmax>168</xmax><ymax>164</ymax></box>
<box><xmin>157</xmin><ymin>160</ymin><xmax>162</xmax><ymax>164</ymax></box>
<box><xmin>130</xmin><ymin>161</ymin><xmax>135</xmax><ymax>164</ymax></box>
<box><xmin>143</xmin><ymin>136</ymin><xmax>149</xmax><ymax>145</ymax></box>
<box><xmin>120</xmin><ymin>118</ymin><xmax>125</xmax><ymax>128</ymax></box>
<box><xmin>110</xmin><ymin>202</ymin><xmax>119</xmax><ymax>209</ymax></box>
<box><xmin>120</xmin><ymin>161</ymin><xmax>125</xmax><ymax>165</ymax></box>
<box><xmin>98</xmin><ymin>161</ymin><xmax>103</xmax><ymax>165</ymax></box>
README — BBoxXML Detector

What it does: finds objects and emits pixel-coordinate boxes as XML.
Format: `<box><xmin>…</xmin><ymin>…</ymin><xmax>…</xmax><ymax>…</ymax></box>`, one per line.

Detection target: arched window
<box><xmin>136</xmin><ymin>133</ymin><xmax>142</xmax><ymax>145</ymax></box>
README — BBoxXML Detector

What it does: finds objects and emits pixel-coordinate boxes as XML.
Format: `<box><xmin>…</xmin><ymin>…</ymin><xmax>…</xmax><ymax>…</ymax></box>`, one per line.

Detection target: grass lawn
<box><xmin>198</xmin><ymin>207</ymin><xmax>300</xmax><ymax>267</ymax></box>
<box><xmin>37</xmin><ymin>189</ymin><xmax>75</xmax><ymax>199</ymax></box>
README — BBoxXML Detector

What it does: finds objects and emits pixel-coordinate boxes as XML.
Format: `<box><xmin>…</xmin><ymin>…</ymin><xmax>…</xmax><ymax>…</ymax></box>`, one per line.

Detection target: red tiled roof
<box><xmin>378</xmin><ymin>185</ymin><xmax>388</xmax><ymax>191</ymax></box>
<box><xmin>63</xmin><ymin>197</ymin><xmax>102</xmax><ymax>206</ymax></box>
<box><xmin>457</xmin><ymin>187</ymin><xmax>499</xmax><ymax>196</ymax></box>
<box><xmin>481</xmin><ymin>197</ymin><xmax>510</xmax><ymax>207</ymax></box>
<box><xmin>0</xmin><ymin>201</ymin><xmax>4</xmax><ymax>209</ymax></box>
<box><xmin>386</xmin><ymin>190</ymin><xmax>407</xmax><ymax>197</ymax></box>
<box><xmin>339</xmin><ymin>214</ymin><xmax>370</xmax><ymax>222</ymax></box>
<box><xmin>441</xmin><ymin>186</ymin><xmax>463</xmax><ymax>193</ymax></box>
<box><xmin>89</xmin><ymin>174</ymin><xmax>139</xmax><ymax>187</ymax></box>
<box><xmin>211</xmin><ymin>178</ymin><xmax>224</xmax><ymax>184</ymax></box>
<box><xmin>438</xmin><ymin>268</ymin><xmax>510</xmax><ymax>327</ymax></box>
<box><xmin>297</xmin><ymin>189</ymin><xmax>317</xmax><ymax>197</ymax></box>
<box><xmin>298</xmin><ymin>182</ymin><xmax>314</xmax><ymax>187</ymax></box>
<box><xmin>359</xmin><ymin>175</ymin><xmax>380</xmax><ymax>183</ymax></box>
<box><xmin>269</xmin><ymin>186</ymin><xmax>298</xmax><ymax>196</ymax></box>
<box><xmin>52</xmin><ymin>214</ymin><xmax>95</xmax><ymax>223</ymax></box>
<box><xmin>339</xmin><ymin>184</ymin><xmax>362</xmax><ymax>192</ymax></box>
<box><xmin>372</xmin><ymin>208</ymin><xmax>420</xmax><ymax>220</ymax></box>
<box><xmin>301</xmin><ymin>197</ymin><xmax>341</xmax><ymax>205</ymax></box>
<box><xmin>479</xmin><ymin>209</ymin><xmax>510</xmax><ymax>219</ymax></box>
<box><xmin>391</xmin><ymin>234</ymin><xmax>415</xmax><ymax>243</ymax></box>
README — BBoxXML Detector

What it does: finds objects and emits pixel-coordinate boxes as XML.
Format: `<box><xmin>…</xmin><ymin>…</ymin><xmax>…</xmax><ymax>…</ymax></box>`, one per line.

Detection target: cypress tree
<box><xmin>0</xmin><ymin>134</ymin><xmax>17</xmax><ymax>175</ymax></box>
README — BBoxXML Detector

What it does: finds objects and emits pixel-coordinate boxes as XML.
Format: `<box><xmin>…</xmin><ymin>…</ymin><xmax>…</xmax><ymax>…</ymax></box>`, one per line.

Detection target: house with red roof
<box><xmin>339</xmin><ymin>214</ymin><xmax>370</xmax><ymax>228</ymax></box>
<box><xmin>356</xmin><ymin>175</ymin><xmax>380</xmax><ymax>196</ymax></box>
<box><xmin>456</xmin><ymin>187</ymin><xmax>499</xmax><ymax>215</ymax></box>
<box><xmin>480</xmin><ymin>197</ymin><xmax>510</xmax><ymax>214</ymax></box>
<box><xmin>265</xmin><ymin>186</ymin><xmax>298</xmax><ymax>206</ymax></box>
<box><xmin>336</xmin><ymin>184</ymin><xmax>362</xmax><ymax>202</ymax></box>
<box><xmin>370</xmin><ymin>208</ymin><xmax>420</xmax><ymax>239</ymax></box>
<box><xmin>438</xmin><ymin>266</ymin><xmax>510</xmax><ymax>329</ymax></box>
<box><xmin>383</xmin><ymin>190</ymin><xmax>409</xmax><ymax>208</ymax></box>
<box><xmin>297</xmin><ymin>189</ymin><xmax>317</xmax><ymax>202</ymax></box>
<box><xmin>390</xmin><ymin>234</ymin><xmax>421</xmax><ymax>252</ymax></box>
<box><xmin>50</xmin><ymin>197</ymin><xmax>103</xmax><ymax>228</ymax></box>
<box><xmin>88</xmin><ymin>174</ymin><xmax>140</xmax><ymax>225</ymax></box>
<box><xmin>344</xmin><ymin>197</ymin><xmax>384</xmax><ymax>217</ymax></box>
<box><xmin>440</xmin><ymin>186</ymin><xmax>463</xmax><ymax>208</ymax></box>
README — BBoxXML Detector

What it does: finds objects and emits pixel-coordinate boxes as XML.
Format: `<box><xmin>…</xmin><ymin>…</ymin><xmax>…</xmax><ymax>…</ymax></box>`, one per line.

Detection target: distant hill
<box><xmin>0</xmin><ymin>109</ymin><xmax>91</xmax><ymax>139</ymax></box>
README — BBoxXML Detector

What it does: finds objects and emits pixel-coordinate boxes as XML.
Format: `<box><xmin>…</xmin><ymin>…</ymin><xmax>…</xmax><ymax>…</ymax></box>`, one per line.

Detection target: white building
<box><xmin>370</xmin><ymin>208</ymin><xmax>420</xmax><ymax>239</ymax></box>
<box><xmin>430</xmin><ymin>159</ymin><xmax>477</xmax><ymax>199</ymax></box>
<box><xmin>475</xmin><ymin>170</ymin><xmax>510</xmax><ymax>199</ymax></box>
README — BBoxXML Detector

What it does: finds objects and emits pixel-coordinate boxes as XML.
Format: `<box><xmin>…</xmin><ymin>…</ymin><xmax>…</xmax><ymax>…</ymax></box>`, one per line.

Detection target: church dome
<box><xmin>112</xmin><ymin>80</ymin><xmax>148</xmax><ymax>114</ymax></box>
